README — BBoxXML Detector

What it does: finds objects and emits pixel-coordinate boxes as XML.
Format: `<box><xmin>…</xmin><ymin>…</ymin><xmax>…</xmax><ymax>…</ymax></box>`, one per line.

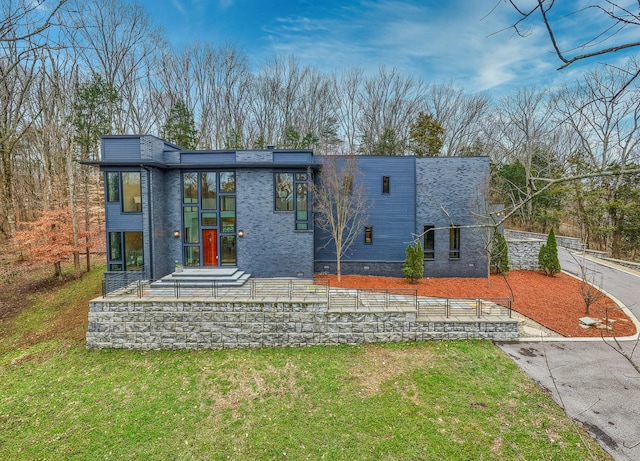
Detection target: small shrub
<box><xmin>403</xmin><ymin>241</ymin><xmax>424</xmax><ymax>283</ymax></box>
<box><xmin>539</xmin><ymin>228</ymin><xmax>561</xmax><ymax>276</ymax></box>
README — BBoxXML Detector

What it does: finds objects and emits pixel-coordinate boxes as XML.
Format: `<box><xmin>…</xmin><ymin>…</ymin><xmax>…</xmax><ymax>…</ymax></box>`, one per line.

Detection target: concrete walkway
<box><xmin>498</xmin><ymin>248</ymin><xmax>640</xmax><ymax>461</ymax></box>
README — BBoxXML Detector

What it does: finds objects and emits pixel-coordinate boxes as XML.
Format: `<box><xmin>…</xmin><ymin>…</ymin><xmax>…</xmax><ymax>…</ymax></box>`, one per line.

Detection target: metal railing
<box><xmin>327</xmin><ymin>287</ymin><xmax>418</xmax><ymax>311</ymax></box>
<box><xmin>417</xmin><ymin>297</ymin><xmax>512</xmax><ymax>318</ymax></box>
<box><xmin>101</xmin><ymin>274</ymin><xmax>511</xmax><ymax>318</ymax></box>
<box><xmin>103</xmin><ymin>277</ymin><xmax>331</xmax><ymax>300</ymax></box>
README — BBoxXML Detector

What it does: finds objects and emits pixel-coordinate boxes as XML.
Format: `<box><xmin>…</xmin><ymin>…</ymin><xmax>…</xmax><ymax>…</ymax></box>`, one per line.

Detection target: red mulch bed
<box><xmin>316</xmin><ymin>270</ymin><xmax>636</xmax><ymax>338</ymax></box>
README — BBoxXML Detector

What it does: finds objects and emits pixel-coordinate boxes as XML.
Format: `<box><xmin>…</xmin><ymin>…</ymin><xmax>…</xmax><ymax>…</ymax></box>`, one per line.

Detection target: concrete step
<box><xmin>151</xmin><ymin>268</ymin><xmax>251</xmax><ymax>288</ymax></box>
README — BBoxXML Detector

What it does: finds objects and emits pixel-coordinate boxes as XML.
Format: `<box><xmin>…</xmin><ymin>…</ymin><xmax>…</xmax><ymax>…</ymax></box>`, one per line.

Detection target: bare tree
<box><xmin>424</xmin><ymin>83</ymin><xmax>491</xmax><ymax>156</ymax></box>
<box><xmin>557</xmin><ymin>65</ymin><xmax>640</xmax><ymax>256</ymax></box>
<box><xmin>312</xmin><ymin>156</ymin><xmax>369</xmax><ymax>281</ymax></box>
<box><xmin>0</xmin><ymin>0</ymin><xmax>68</xmax><ymax>239</ymax></box>
<box><xmin>356</xmin><ymin>66</ymin><xmax>426</xmax><ymax>155</ymax></box>
<box><xmin>505</xmin><ymin>0</ymin><xmax>640</xmax><ymax>97</ymax></box>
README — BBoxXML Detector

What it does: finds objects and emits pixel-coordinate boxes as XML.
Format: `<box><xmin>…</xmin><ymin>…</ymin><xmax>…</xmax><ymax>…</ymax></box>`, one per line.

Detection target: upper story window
<box><xmin>107</xmin><ymin>172</ymin><xmax>120</xmax><ymax>202</ymax></box>
<box><xmin>274</xmin><ymin>172</ymin><xmax>311</xmax><ymax>230</ymax></box>
<box><xmin>424</xmin><ymin>225</ymin><xmax>435</xmax><ymax>259</ymax></box>
<box><xmin>201</xmin><ymin>172</ymin><xmax>217</xmax><ymax>209</ymax></box>
<box><xmin>220</xmin><ymin>172</ymin><xmax>235</xmax><ymax>192</ymax></box>
<box><xmin>183</xmin><ymin>172</ymin><xmax>198</xmax><ymax>203</ymax></box>
<box><xmin>382</xmin><ymin>176</ymin><xmax>390</xmax><ymax>194</ymax></box>
<box><xmin>449</xmin><ymin>225</ymin><xmax>460</xmax><ymax>259</ymax></box>
<box><xmin>106</xmin><ymin>172</ymin><xmax>141</xmax><ymax>213</ymax></box>
<box><xmin>275</xmin><ymin>173</ymin><xmax>294</xmax><ymax>211</ymax></box>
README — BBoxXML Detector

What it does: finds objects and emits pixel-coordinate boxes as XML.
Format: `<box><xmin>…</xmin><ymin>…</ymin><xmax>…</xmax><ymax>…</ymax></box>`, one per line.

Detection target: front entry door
<box><xmin>202</xmin><ymin>229</ymin><xmax>218</xmax><ymax>266</ymax></box>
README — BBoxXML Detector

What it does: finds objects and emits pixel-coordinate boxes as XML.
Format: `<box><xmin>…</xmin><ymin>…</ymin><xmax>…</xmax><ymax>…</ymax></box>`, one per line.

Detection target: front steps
<box><xmin>151</xmin><ymin>267</ymin><xmax>250</xmax><ymax>288</ymax></box>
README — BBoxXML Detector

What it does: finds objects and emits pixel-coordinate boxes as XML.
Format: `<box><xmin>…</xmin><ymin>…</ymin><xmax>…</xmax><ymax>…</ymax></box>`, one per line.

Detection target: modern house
<box><xmin>90</xmin><ymin>135</ymin><xmax>491</xmax><ymax>284</ymax></box>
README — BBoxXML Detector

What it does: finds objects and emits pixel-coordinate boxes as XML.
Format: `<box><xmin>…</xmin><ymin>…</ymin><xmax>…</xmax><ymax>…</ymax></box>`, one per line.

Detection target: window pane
<box><xmin>122</xmin><ymin>172</ymin><xmax>141</xmax><ymax>212</ymax></box>
<box><xmin>220</xmin><ymin>172</ymin><xmax>235</xmax><ymax>192</ymax></box>
<box><xmin>109</xmin><ymin>232</ymin><xmax>122</xmax><ymax>261</ymax></box>
<box><xmin>201</xmin><ymin>172</ymin><xmax>217</xmax><ymax>209</ymax></box>
<box><xmin>296</xmin><ymin>173</ymin><xmax>307</xmax><ymax>181</ymax></box>
<box><xmin>107</xmin><ymin>173</ymin><xmax>119</xmax><ymax>202</ymax></box>
<box><xmin>124</xmin><ymin>231</ymin><xmax>143</xmax><ymax>270</ymax></box>
<box><xmin>275</xmin><ymin>173</ymin><xmax>293</xmax><ymax>211</ymax></box>
<box><xmin>183</xmin><ymin>172</ymin><xmax>198</xmax><ymax>204</ymax></box>
<box><xmin>109</xmin><ymin>264</ymin><xmax>123</xmax><ymax>271</ymax></box>
<box><xmin>221</xmin><ymin>236</ymin><xmax>236</xmax><ymax>265</ymax></box>
<box><xmin>365</xmin><ymin>226</ymin><xmax>373</xmax><ymax>244</ymax></box>
<box><xmin>221</xmin><ymin>197</ymin><xmax>235</xmax><ymax>232</ymax></box>
<box><xmin>183</xmin><ymin>206</ymin><xmax>199</xmax><ymax>243</ymax></box>
<box><xmin>449</xmin><ymin>226</ymin><xmax>460</xmax><ymax>259</ymax></box>
<box><xmin>424</xmin><ymin>225</ymin><xmax>435</xmax><ymax>259</ymax></box>
<box><xmin>202</xmin><ymin>212</ymin><xmax>217</xmax><ymax>226</ymax></box>
<box><xmin>382</xmin><ymin>176</ymin><xmax>390</xmax><ymax>194</ymax></box>
<box><xmin>296</xmin><ymin>182</ymin><xmax>308</xmax><ymax>220</ymax></box>
<box><xmin>184</xmin><ymin>246</ymin><xmax>200</xmax><ymax>266</ymax></box>
<box><xmin>296</xmin><ymin>223</ymin><xmax>308</xmax><ymax>230</ymax></box>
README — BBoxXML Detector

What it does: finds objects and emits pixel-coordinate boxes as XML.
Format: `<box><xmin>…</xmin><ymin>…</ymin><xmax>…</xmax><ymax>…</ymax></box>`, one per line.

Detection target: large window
<box><xmin>424</xmin><ymin>225</ymin><xmax>435</xmax><ymax>259</ymax></box>
<box><xmin>122</xmin><ymin>172</ymin><xmax>141</xmax><ymax>212</ymax></box>
<box><xmin>275</xmin><ymin>173</ymin><xmax>294</xmax><ymax>211</ymax></box>
<box><xmin>449</xmin><ymin>226</ymin><xmax>460</xmax><ymax>259</ymax></box>
<box><xmin>108</xmin><ymin>231</ymin><xmax>143</xmax><ymax>271</ymax></box>
<box><xmin>274</xmin><ymin>172</ymin><xmax>310</xmax><ymax>230</ymax></box>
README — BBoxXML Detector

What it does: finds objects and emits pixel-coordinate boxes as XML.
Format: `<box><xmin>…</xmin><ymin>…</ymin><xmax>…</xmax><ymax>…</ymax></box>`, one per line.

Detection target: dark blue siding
<box><xmin>102</xmin><ymin>137</ymin><xmax>141</xmax><ymax>161</ymax></box>
<box><xmin>314</xmin><ymin>156</ymin><xmax>416</xmax><ymax>264</ymax></box>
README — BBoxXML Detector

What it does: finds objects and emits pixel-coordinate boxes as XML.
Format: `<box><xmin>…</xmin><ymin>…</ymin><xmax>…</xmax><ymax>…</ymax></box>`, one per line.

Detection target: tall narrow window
<box><xmin>107</xmin><ymin>172</ymin><xmax>119</xmax><ymax>202</ymax></box>
<box><xmin>201</xmin><ymin>172</ymin><xmax>217</xmax><ymax>209</ymax></box>
<box><xmin>364</xmin><ymin>226</ymin><xmax>373</xmax><ymax>244</ymax></box>
<box><xmin>296</xmin><ymin>182</ymin><xmax>308</xmax><ymax>229</ymax></box>
<box><xmin>275</xmin><ymin>173</ymin><xmax>294</xmax><ymax>211</ymax></box>
<box><xmin>449</xmin><ymin>226</ymin><xmax>460</xmax><ymax>259</ymax></box>
<box><xmin>221</xmin><ymin>196</ymin><xmax>236</xmax><ymax>233</ymax></box>
<box><xmin>382</xmin><ymin>176</ymin><xmax>390</xmax><ymax>194</ymax></box>
<box><xmin>124</xmin><ymin>231</ymin><xmax>143</xmax><ymax>270</ymax></box>
<box><xmin>424</xmin><ymin>225</ymin><xmax>435</xmax><ymax>259</ymax></box>
<box><xmin>122</xmin><ymin>172</ymin><xmax>141</xmax><ymax>212</ymax></box>
<box><xmin>183</xmin><ymin>206</ymin><xmax>199</xmax><ymax>243</ymax></box>
<box><xmin>183</xmin><ymin>172</ymin><xmax>198</xmax><ymax>204</ymax></box>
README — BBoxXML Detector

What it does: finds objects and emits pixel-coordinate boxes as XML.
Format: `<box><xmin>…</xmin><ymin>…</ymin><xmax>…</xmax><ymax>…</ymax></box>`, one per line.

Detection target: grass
<box><xmin>0</xmin><ymin>265</ymin><xmax>612</xmax><ymax>460</ymax></box>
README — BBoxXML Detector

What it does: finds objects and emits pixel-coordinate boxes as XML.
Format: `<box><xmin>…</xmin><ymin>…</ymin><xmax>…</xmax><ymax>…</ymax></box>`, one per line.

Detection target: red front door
<box><xmin>203</xmin><ymin>229</ymin><xmax>218</xmax><ymax>266</ymax></box>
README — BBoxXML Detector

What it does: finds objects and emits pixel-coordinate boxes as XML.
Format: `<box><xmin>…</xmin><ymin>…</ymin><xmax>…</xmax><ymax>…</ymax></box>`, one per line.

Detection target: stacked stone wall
<box><xmin>86</xmin><ymin>299</ymin><xmax>518</xmax><ymax>350</ymax></box>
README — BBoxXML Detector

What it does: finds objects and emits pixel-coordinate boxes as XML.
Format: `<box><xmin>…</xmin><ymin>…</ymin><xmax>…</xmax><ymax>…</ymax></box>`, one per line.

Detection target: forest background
<box><xmin>2</xmin><ymin>0</ymin><xmax>640</xmax><ymax>277</ymax></box>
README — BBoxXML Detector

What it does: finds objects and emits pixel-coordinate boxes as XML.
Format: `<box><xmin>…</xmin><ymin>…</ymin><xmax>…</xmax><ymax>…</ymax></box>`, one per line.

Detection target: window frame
<box><xmin>364</xmin><ymin>226</ymin><xmax>373</xmax><ymax>244</ymax></box>
<box><xmin>121</xmin><ymin>172</ymin><xmax>142</xmax><ymax>213</ymax></box>
<box><xmin>107</xmin><ymin>231</ymin><xmax>143</xmax><ymax>271</ymax></box>
<box><xmin>382</xmin><ymin>175</ymin><xmax>390</xmax><ymax>194</ymax></box>
<box><xmin>423</xmin><ymin>225</ymin><xmax>435</xmax><ymax>259</ymax></box>
<box><xmin>449</xmin><ymin>225</ymin><xmax>461</xmax><ymax>259</ymax></box>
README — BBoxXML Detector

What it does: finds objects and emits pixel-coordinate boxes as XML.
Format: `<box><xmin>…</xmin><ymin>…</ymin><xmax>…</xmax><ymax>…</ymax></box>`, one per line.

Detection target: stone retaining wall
<box><xmin>86</xmin><ymin>299</ymin><xmax>518</xmax><ymax>350</ymax></box>
<box><xmin>507</xmin><ymin>239</ymin><xmax>543</xmax><ymax>270</ymax></box>
<box><xmin>505</xmin><ymin>229</ymin><xmax>585</xmax><ymax>251</ymax></box>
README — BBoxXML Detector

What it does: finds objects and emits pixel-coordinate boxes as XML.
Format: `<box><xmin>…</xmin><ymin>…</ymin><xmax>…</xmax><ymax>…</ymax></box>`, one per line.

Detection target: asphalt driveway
<box><xmin>498</xmin><ymin>248</ymin><xmax>640</xmax><ymax>461</ymax></box>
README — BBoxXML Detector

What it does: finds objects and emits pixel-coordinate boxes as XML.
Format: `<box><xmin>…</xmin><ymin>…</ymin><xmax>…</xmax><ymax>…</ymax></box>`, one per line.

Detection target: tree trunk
<box><xmin>66</xmin><ymin>150</ymin><xmax>81</xmax><ymax>277</ymax></box>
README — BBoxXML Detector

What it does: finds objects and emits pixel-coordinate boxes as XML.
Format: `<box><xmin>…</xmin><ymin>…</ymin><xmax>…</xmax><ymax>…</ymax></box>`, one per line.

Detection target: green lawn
<box><xmin>0</xmin><ymin>266</ymin><xmax>611</xmax><ymax>460</ymax></box>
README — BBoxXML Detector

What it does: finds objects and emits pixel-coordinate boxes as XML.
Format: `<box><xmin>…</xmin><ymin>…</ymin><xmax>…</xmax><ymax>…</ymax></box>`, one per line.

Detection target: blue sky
<box><xmin>137</xmin><ymin>0</ymin><xmax>637</xmax><ymax>96</ymax></box>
